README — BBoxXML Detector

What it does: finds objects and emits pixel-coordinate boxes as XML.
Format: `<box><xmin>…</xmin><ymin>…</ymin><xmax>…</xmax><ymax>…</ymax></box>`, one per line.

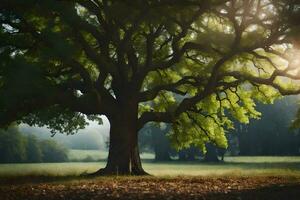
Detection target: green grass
<box><xmin>1</xmin><ymin>156</ymin><xmax>300</xmax><ymax>178</ymax></box>
<box><xmin>224</xmin><ymin>156</ymin><xmax>300</xmax><ymax>163</ymax></box>
<box><xmin>145</xmin><ymin>160</ymin><xmax>300</xmax><ymax>177</ymax></box>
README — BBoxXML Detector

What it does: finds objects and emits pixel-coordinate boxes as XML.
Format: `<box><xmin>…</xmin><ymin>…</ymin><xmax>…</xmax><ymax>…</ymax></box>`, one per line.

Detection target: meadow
<box><xmin>1</xmin><ymin>151</ymin><xmax>300</xmax><ymax>200</ymax></box>
<box><xmin>1</xmin><ymin>150</ymin><xmax>300</xmax><ymax>177</ymax></box>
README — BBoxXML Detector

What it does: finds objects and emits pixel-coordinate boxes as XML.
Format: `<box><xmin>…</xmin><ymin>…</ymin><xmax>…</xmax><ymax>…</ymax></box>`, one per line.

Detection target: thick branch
<box><xmin>138</xmin><ymin>76</ymin><xmax>203</xmax><ymax>102</ymax></box>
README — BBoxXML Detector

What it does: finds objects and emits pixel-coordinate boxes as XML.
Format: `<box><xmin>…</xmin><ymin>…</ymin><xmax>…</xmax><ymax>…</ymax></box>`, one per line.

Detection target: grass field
<box><xmin>1</xmin><ymin>154</ymin><xmax>300</xmax><ymax>200</ymax></box>
<box><xmin>1</xmin><ymin>155</ymin><xmax>300</xmax><ymax>177</ymax></box>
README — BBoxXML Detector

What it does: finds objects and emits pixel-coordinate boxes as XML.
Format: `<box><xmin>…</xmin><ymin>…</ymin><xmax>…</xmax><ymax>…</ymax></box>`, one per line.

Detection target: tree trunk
<box><xmin>92</xmin><ymin>99</ymin><xmax>148</xmax><ymax>176</ymax></box>
<box><xmin>204</xmin><ymin>143</ymin><xmax>219</xmax><ymax>162</ymax></box>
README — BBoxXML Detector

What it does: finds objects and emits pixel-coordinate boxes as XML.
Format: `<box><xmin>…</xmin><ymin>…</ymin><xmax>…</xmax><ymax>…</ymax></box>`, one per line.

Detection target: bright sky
<box><xmin>19</xmin><ymin>116</ymin><xmax>110</xmax><ymax>150</ymax></box>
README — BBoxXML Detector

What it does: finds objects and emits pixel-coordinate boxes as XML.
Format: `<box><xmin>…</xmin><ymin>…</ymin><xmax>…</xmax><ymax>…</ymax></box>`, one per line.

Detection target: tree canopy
<box><xmin>1</xmin><ymin>0</ymin><xmax>300</xmax><ymax>174</ymax></box>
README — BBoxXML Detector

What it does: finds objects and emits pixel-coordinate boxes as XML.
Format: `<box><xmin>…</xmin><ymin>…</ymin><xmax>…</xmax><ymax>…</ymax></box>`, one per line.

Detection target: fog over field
<box><xmin>19</xmin><ymin>116</ymin><xmax>110</xmax><ymax>151</ymax></box>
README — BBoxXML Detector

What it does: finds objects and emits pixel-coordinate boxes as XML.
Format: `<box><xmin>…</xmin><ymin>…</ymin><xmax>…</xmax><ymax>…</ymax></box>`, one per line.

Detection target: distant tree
<box><xmin>178</xmin><ymin>146</ymin><xmax>200</xmax><ymax>161</ymax></box>
<box><xmin>0</xmin><ymin>126</ymin><xmax>70</xmax><ymax>163</ymax></box>
<box><xmin>237</xmin><ymin>97</ymin><xmax>300</xmax><ymax>156</ymax></box>
<box><xmin>0</xmin><ymin>126</ymin><xmax>27</xmax><ymax>163</ymax></box>
<box><xmin>40</xmin><ymin>140</ymin><xmax>69</xmax><ymax>163</ymax></box>
<box><xmin>2</xmin><ymin>0</ymin><xmax>300</xmax><ymax>175</ymax></box>
<box><xmin>140</xmin><ymin>124</ymin><xmax>203</xmax><ymax>161</ymax></box>
<box><xmin>204</xmin><ymin>143</ymin><xmax>219</xmax><ymax>162</ymax></box>
<box><xmin>226</xmin><ymin>132</ymin><xmax>240</xmax><ymax>156</ymax></box>
<box><xmin>139</xmin><ymin>124</ymin><xmax>172</xmax><ymax>161</ymax></box>
<box><xmin>138</xmin><ymin>125</ymin><xmax>153</xmax><ymax>153</ymax></box>
<box><xmin>151</xmin><ymin>125</ymin><xmax>172</xmax><ymax>161</ymax></box>
<box><xmin>217</xmin><ymin>147</ymin><xmax>226</xmax><ymax>161</ymax></box>
<box><xmin>25</xmin><ymin>134</ymin><xmax>43</xmax><ymax>163</ymax></box>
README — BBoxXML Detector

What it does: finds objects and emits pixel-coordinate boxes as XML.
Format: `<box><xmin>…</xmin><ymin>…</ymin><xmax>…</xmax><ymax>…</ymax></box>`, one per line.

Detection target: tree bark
<box><xmin>92</xmin><ymin>99</ymin><xmax>148</xmax><ymax>176</ymax></box>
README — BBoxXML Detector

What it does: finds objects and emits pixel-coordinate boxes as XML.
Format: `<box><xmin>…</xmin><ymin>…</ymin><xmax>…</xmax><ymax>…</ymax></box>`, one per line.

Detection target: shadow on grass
<box><xmin>206</xmin><ymin>184</ymin><xmax>300</xmax><ymax>200</ymax></box>
<box><xmin>0</xmin><ymin>175</ymin><xmax>87</xmax><ymax>185</ymax></box>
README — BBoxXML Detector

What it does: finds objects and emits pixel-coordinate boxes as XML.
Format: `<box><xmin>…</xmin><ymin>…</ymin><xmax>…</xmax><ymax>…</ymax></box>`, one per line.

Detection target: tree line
<box><xmin>0</xmin><ymin>126</ymin><xmax>68</xmax><ymax>163</ymax></box>
<box><xmin>139</xmin><ymin>97</ymin><xmax>300</xmax><ymax>161</ymax></box>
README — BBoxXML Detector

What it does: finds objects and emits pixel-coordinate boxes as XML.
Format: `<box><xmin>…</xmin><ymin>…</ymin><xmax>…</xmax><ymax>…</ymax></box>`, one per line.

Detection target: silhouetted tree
<box><xmin>204</xmin><ymin>143</ymin><xmax>219</xmax><ymax>162</ymax></box>
<box><xmin>40</xmin><ymin>140</ymin><xmax>69</xmax><ymax>163</ymax></box>
<box><xmin>139</xmin><ymin>124</ymin><xmax>172</xmax><ymax>161</ymax></box>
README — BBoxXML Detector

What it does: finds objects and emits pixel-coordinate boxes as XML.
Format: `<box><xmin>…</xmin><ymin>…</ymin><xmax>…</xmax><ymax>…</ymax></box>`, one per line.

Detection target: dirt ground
<box><xmin>1</xmin><ymin>176</ymin><xmax>300</xmax><ymax>200</ymax></box>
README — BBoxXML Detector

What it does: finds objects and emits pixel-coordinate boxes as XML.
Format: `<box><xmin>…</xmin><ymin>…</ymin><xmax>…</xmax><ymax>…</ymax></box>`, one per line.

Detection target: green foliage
<box><xmin>0</xmin><ymin>126</ymin><xmax>27</xmax><ymax>163</ymax></box>
<box><xmin>0</xmin><ymin>1</ymin><xmax>97</xmax><ymax>133</ymax></box>
<box><xmin>39</xmin><ymin>139</ymin><xmax>69</xmax><ymax>163</ymax></box>
<box><xmin>167</xmin><ymin>86</ymin><xmax>267</xmax><ymax>153</ymax></box>
<box><xmin>0</xmin><ymin>126</ymin><xmax>69</xmax><ymax>163</ymax></box>
<box><xmin>1</xmin><ymin>0</ymin><xmax>300</xmax><ymax>158</ymax></box>
<box><xmin>22</xmin><ymin>106</ymin><xmax>88</xmax><ymax>135</ymax></box>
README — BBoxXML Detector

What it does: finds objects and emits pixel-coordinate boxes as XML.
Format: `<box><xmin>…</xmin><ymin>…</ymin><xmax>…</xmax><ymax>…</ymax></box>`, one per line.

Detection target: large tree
<box><xmin>1</xmin><ymin>0</ymin><xmax>300</xmax><ymax>175</ymax></box>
